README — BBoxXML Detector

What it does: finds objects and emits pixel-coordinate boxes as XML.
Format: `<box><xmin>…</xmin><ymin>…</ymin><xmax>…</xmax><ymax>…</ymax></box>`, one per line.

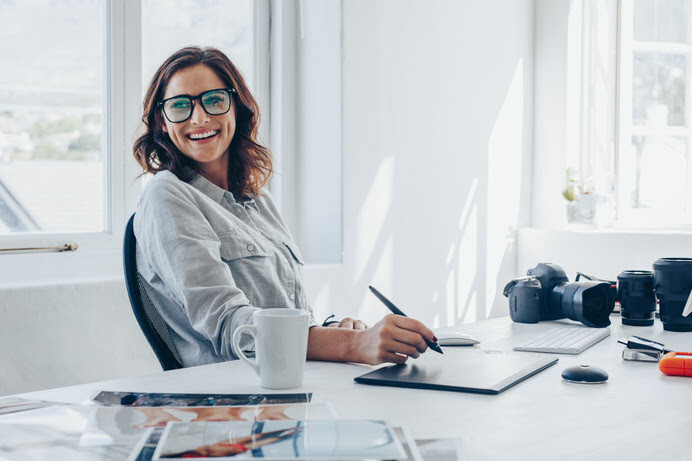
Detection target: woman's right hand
<box><xmin>352</xmin><ymin>314</ymin><xmax>435</xmax><ymax>366</ymax></box>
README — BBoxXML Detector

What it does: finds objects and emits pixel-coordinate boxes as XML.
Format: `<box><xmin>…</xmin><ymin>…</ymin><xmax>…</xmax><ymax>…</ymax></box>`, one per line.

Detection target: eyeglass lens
<box><xmin>163</xmin><ymin>89</ymin><xmax>231</xmax><ymax>122</ymax></box>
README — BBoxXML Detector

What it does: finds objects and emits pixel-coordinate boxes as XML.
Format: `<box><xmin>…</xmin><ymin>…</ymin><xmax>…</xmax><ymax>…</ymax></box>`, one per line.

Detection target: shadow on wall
<box><xmin>306</xmin><ymin>1</ymin><xmax>533</xmax><ymax>328</ymax></box>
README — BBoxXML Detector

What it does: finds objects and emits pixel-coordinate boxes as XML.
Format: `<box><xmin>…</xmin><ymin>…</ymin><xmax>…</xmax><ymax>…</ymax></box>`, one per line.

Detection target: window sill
<box><xmin>521</xmin><ymin>226</ymin><xmax>692</xmax><ymax>237</ymax></box>
<box><xmin>0</xmin><ymin>247</ymin><xmax>123</xmax><ymax>288</ymax></box>
<box><xmin>517</xmin><ymin>227</ymin><xmax>692</xmax><ymax>279</ymax></box>
<box><xmin>0</xmin><ymin>275</ymin><xmax>125</xmax><ymax>291</ymax></box>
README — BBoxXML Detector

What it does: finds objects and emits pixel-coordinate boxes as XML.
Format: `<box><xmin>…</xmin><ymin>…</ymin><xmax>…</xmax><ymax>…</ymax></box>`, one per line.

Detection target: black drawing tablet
<box><xmin>354</xmin><ymin>349</ymin><xmax>558</xmax><ymax>395</ymax></box>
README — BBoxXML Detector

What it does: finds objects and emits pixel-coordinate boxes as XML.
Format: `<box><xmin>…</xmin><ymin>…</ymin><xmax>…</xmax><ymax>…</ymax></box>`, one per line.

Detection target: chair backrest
<box><xmin>123</xmin><ymin>213</ymin><xmax>183</xmax><ymax>371</ymax></box>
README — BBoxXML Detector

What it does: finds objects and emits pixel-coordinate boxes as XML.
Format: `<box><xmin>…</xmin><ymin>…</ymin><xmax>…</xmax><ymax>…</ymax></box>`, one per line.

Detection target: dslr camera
<box><xmin>503</xmin><ymin>263</ymin><xmax>614</xmax><ymax>328</ymax></box>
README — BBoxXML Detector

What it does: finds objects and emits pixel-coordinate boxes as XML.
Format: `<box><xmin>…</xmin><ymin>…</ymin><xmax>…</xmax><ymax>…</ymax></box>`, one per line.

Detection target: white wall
<box><xmin>0</xmin><ymin>279</ymin><xmax>159</xmax><ymax>395</ymax></box>
<box><xmin>518</xmin><ymin>228</ymin><xmax>692</xmax><ymax>281</ymax></box>
<box><xmin>0</xmin><ymin>0</ymin><xmax>535</xmax><ymax>395</ymax></box>
<box><xmin>304</xmin><ymin>0</ymin><xmax>534</xmax><ymax>327</ymax></box>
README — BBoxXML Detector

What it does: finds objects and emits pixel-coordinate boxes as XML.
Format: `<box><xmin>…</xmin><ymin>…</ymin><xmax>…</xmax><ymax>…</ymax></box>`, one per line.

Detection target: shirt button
<box><xmin>247</xmin><ymin>244</ymin><xmax>254</xmax><ymax>251</ymax></box>
<box><xmin>289</xmin><ymin>293</ymin><xmax>295</xmax><ymax>300</ymax></box>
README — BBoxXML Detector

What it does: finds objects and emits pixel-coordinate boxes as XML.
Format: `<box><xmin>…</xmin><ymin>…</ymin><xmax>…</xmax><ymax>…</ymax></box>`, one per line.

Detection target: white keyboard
<box><xmin>513</xmin><ymin>327</ymin><xmax>610</xmax><ymax>355</ymax></box>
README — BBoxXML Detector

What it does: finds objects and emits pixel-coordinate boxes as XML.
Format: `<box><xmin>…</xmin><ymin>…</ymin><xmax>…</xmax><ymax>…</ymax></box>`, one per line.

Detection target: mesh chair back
<box><xmin>123</xmin><ymin>213</ymin><xmax>183</xmax><ymax>371</ymax></box>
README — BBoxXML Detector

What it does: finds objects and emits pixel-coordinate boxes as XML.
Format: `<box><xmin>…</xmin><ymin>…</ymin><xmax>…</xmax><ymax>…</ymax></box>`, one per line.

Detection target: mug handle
<box><xmin>231</xmin><ymin>325</ymin><xmax>260</xmax><ymax>376</ymax></box>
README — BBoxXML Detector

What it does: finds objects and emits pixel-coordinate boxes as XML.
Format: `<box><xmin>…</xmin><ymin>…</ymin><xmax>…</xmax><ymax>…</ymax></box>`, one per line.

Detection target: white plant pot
<box><xmin>566</xmin><ymin>195</ymin><xmax>597</xmax><ymax>225</ymax></box>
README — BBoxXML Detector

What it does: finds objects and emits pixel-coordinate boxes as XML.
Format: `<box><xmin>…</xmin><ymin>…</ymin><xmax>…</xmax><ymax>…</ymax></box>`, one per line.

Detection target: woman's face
<box><xmin>161</xmin><ymin>64</ymin><xmax>236</xmax><ymax>170</ymax></box>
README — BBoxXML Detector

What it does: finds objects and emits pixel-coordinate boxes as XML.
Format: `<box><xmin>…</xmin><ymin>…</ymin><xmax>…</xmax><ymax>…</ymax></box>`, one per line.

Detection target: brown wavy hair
<box><xmin>133</xmin><ymin>46</ymin><xmax>272</xmax><ymax>198</ymax></box>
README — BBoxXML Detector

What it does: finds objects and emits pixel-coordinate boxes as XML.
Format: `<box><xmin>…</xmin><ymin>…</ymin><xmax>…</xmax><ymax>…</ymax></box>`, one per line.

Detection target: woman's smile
<box><xmin>186</xmin><ymin>129</ymin><xmax>220</xmax><ymax>141</ymax></box>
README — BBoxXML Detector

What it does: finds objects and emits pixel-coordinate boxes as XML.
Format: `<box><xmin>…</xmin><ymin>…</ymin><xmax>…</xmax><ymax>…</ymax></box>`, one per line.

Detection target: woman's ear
<box><xmin>156</xmin><ymin>111</ymin><xmax>168</xmax><ymax>133</ymax></box>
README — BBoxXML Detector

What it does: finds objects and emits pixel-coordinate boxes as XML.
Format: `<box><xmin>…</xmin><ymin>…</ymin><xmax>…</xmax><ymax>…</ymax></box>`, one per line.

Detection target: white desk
<box><xmin>18</xmin><ymin>316</ymin><xmax>692</xmax><ymax>460</ymax></box>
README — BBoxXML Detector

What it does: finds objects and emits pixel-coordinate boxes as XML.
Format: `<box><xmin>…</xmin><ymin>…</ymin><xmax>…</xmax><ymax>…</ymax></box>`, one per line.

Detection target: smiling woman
<box><xmin>131</xmin><ymin>46</ymin><xmax>436</xmax><ymax>370</ymax></box>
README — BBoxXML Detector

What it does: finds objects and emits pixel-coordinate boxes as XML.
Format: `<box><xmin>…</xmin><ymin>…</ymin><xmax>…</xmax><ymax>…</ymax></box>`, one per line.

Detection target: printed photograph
<box><xmin>81</xmin><ymin>403</ymin><xmax>337</xmax><ymax>447</ymax></box>
<box><xmin>153</xmin><ymin>420</ymin><xmax>406</xmax><ymax>460</ymax></box>
<box><xmin>92</xmin><ymin>392</ymin><xmax>312</xmax><ymax>407</ymax></box>
<box><xmin>0</xmin><ymin>397</ymin><xmax>57</xmax><ymax>416</ymax></box>
<box><xmin>414</xmin><ymin>438</ymin><xmax>461</xmax><ymax>461</ymax></box>
<box><xmin>393</xmin><ymin>426</ymin><xmax>423</xmax><ymax>461</ymax></box>
<box><xmin>0</xmin><ymin>404</ymin><xmax>131</xmax><ymax>461</ymax></box>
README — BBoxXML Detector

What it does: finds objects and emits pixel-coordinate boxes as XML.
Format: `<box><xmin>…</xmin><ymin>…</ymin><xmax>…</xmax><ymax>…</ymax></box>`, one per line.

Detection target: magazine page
<box><xmin>393</xmin><ymin>426</ymin><xmax>423</xmax><ymax>461</ymax></box>
<box><xmin>82</xmin><ymin>402</ymin><xmax>338</xmax><ymax>447</ymax></box>
<box><xmin>153</xmin><ymin>420</ymin><xmax>406</xmax><ymax>460</ymax></box>
<box><xmin>125</xmin><ymin>403</ymin><xmax>338</xmax><ymax>461</ymax></box>
<box><xmin>0</xmin><ymin>397</ymin><xmax>60</xmax><ymax>416</ymax></box>
<box><xmin>127</xmin><ymin>428</ymin><xmax>157</xmax><ymax>461</ymax></box>
<box><xmin>414</xmin><ymin>438</ymin><xmax>462</xmax><ymax>461</ymax></box>
<box><xmin>0</xmin><ymin>404</ymin><xmax>130</xmax><ymax>461</ymax></box>
<box><xmin>91</xmin><ymin>391</ymin><xmax>312</xmax><ymax>407</ymax></box>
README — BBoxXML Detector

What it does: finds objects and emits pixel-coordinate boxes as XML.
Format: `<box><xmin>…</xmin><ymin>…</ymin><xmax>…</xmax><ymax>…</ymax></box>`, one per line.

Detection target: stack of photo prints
<box><xmin>0</xmin><ymin>392</ymin><xmax>460</xmax><ymax>460</ymax></box>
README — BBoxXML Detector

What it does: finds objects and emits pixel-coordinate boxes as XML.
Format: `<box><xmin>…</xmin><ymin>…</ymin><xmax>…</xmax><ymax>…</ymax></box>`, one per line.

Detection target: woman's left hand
<box><xmin>327</xmin><ymin>317</ymin><xmax>368</xmax><ymax>330</ymax></box>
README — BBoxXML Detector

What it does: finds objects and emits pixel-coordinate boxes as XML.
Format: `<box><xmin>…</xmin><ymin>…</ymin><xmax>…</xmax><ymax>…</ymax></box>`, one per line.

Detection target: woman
<box><xmin>133</xmin><ymin>46</ymin><xmax>434</xmax><ymax>368</ymax></box>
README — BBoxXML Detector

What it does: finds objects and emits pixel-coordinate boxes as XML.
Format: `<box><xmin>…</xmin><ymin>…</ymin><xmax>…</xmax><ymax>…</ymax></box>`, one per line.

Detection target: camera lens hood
<box><xmin>553</xmin><ymin>281</ymin><xmax>613</xmax><ymax>328</ymax></box>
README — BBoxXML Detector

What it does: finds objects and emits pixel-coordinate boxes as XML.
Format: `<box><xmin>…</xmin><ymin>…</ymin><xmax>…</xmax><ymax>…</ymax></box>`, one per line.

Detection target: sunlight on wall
<box><xmin>456</xmin><ymin>186</ymin><xmax>479</xmax><ymax>323</ymax></box>
<box><xmin>486</xmin><ymin>61</ymin><xmax>524</xmax><ymax>318</ymax></box>
<box><xmin>355</xmin><ymin>156</ymin><xmax>395</xmax><ymax>282</ymax></box>
<box><xmin>565</xmin><ymin>1</ymin><xmax>583</xmax><ymax>169</ymax></box>
<box><xmin>356</xmin><ymin>236</ymin><xmax>394</xmax><ymax>324</ymax></box>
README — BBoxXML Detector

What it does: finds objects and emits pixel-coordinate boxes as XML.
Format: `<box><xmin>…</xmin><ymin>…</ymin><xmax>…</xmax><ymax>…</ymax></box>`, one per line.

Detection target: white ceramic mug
<box><xmin>231</xmin><ymin>308</ymin><xmax>309</xmax><ymax>389</ymax></box>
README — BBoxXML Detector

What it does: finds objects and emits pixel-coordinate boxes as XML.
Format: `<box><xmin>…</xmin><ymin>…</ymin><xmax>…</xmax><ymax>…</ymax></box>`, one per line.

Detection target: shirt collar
<box><xmin>189</xmin><ymin>174</ymin><xmax>225</xmax><ymax>204</ymax></box>
<box><xmin>189</xmin><ymin>174</ymin><xmax>259</xmax><ymax>210</ymax></box>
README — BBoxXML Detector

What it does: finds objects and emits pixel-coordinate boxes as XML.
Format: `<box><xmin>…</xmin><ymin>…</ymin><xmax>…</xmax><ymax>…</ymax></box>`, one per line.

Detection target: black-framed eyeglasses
<box><xmin>157</xmin><ymin>88</ymin><xmax>237</xmax><ymax>123</ymax></box>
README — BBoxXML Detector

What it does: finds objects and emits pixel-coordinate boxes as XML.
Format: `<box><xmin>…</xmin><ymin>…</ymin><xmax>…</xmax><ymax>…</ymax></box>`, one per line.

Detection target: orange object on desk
<box><xmin>659</xmin><ymin>352</ymin><xmax>692</xmax><ymax>377</ymax></box>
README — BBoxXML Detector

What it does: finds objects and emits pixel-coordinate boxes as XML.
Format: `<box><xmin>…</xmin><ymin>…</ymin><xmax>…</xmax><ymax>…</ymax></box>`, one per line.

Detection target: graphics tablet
<box><xmin>354</xmin><ymin>348</ymin><xmax>558</xmax><ymax>395</ymax></box>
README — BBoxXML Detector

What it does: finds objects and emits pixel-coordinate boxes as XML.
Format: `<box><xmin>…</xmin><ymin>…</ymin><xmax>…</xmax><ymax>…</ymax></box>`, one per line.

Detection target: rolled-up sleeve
<box><xmin>135</xmin><ymin>184</ymin><xmax>260</xmax><ymax>360</ymax></box>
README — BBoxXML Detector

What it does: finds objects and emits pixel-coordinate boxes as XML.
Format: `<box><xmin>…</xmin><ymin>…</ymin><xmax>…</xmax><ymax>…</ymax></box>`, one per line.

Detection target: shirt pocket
<box><xmin>219</xmin><ymin>237</ymin><xmax>268</xmax><ymax>261</ymax></box>
<box><xmin>218</xmin><ymin>236</ymin><xmax>283</xmax><ymax>308</ymax></box>
<box><xmin>283</xmin><ymin>241</ymin><xmax>305</xmax><ymax>265</ymax></box>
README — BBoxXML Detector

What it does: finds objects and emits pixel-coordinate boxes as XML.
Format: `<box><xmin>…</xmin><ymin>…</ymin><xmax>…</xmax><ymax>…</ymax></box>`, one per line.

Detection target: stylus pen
<box><xmin>368</xmin><ymin>285</ymin><xmax>444</xmax><ymax>354</ymax></box>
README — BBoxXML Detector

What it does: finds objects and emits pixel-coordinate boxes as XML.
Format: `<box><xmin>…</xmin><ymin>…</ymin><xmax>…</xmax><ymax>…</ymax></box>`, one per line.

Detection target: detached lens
<box><xmin>653</xmin><ymin>257</ymin><xmax>692</xmax><ymax>332</ymax></box>
<box><xmin>617</xmin><ymin>270</ymin><xmax>655</xmax><ymax>326</ymax></box>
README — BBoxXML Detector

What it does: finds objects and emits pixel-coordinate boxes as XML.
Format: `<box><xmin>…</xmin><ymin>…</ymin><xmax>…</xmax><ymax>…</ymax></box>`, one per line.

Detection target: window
<box><xmin>0</xmin><ymin>0</ymin><xmax>341</xmax><ymax>283</ymax></box>
<box><xmin>617</xmin><ymin>0</ymin><xmax>692</xmax><ymax>227</ymax></box>
<box><xmin>0</xmin><ymin>0</ymin><xmax>257</xmax><ymax>283</ymax></box>
<box><xmin>142</xmin><ymin>0</ymin><xmax>253</xmax><ymax>93</ymax></box>
<box><xmin>0</xmin><ymin>0</ymin><xmax>105</xmax><ymax>234</ymax></box>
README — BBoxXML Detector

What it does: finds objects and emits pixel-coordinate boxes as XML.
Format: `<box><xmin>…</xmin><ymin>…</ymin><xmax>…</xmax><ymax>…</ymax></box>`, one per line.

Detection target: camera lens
<box><xmin>617</xmin><ymin>271</ymin><xmax>656</xmax><ymax>326</ymax></box>
<box><xmin>551</xmin><ymin>281</ymin><xmax>613</xmax><ymax>328</ymax></box>
<box><xmin>653</xmin><ymin>258</ymin><xmax>692</xmax><ymax>332</ymax></box>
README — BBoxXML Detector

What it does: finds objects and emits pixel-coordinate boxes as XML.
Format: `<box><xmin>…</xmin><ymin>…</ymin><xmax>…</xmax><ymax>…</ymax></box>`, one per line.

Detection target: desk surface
<box><xmin>18</xmin><ymin>316</ymin><xmax>692</xmax><ymax>460</ymax></box>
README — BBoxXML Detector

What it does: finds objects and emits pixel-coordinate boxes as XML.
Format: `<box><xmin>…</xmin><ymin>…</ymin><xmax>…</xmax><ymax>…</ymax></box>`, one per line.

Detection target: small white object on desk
<box><xmin>435</xmin><ymin>331</ymin><xmax>480</xmax><ymax>346</ymax></box>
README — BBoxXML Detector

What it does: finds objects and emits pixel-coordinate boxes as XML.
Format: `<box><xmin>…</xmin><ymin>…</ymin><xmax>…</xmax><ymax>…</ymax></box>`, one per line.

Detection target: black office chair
<box><xmin>123</xmin><ymin>213</ymin><xmax>183</xmax><ymax>371</ymax></box>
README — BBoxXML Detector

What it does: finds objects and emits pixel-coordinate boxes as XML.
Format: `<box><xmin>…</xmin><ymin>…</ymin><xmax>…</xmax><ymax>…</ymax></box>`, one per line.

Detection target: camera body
<box><xmin>503</xmin><ymin>263</ymin><xmax>614</xmax><ymax>328</ymax></box>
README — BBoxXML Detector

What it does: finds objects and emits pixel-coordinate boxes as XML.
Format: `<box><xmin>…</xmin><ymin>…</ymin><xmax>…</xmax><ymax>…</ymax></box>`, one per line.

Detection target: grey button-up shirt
<box><xmin>134</xmin><ymin>170</ymin><xmax>316</xmax><ymax>367</ymax></box>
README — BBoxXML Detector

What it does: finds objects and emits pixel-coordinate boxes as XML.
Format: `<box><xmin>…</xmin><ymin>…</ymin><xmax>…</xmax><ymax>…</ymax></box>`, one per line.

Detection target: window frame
<box><xmin>0</xmin><ymin>0</ymin><xmax>341</xmax><ymax>285</ymax></box>
<box><xmin>0</xmin><ymin>0</ymin><xmax>144</xmax><ymax>284</ymax></box>
<box><xmin>615</xmin><ymin>0</ymin><xmax>692</xmax><ymax>229</ymax></box>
